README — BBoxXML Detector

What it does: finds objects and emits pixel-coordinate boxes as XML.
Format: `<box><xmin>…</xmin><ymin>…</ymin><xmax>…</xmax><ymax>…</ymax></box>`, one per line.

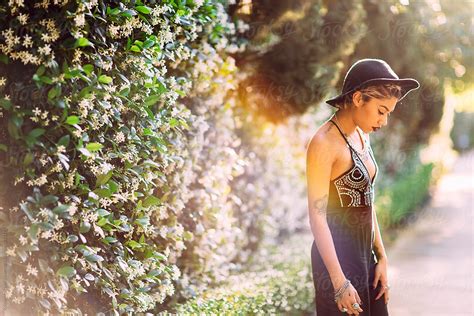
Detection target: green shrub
<box><xmin>375</xmin><ymin>151</ymin><xmax>434</xmax><ymax>229</ymax></box>
<box><xmin>0</xmin><ymin>1</ymin><xmax>240</xmax><ymax>313</ymax></box>
<box><xmin>170</xmin><ymin>234</ymin><xmax>315</xmax><ymax>315</ymax></box>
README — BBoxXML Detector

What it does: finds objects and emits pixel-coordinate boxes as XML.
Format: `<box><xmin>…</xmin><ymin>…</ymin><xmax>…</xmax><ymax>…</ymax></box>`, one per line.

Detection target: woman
<box><xmin>306</xmin><ymin>58</ymin><xmax>420</xmax><ymax>315</ymax></box>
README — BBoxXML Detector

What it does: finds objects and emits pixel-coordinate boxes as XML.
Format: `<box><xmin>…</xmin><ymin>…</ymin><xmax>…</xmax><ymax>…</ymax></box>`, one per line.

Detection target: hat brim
<box><xmin>325</xmin><ymin>78</ymin><xmax>420</xmax><ymax>107</ymax></box>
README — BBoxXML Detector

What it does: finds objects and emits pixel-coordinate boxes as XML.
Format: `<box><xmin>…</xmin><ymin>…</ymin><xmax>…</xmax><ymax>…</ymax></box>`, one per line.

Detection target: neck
<box><xmin>333</xmin><ymin>109</ymin><xmax>357</xmax><ymax>136</ymax></box>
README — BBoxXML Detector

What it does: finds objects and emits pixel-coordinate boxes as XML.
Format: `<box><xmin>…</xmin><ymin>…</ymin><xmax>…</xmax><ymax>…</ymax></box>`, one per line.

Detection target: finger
<box><xmin>385</xmin><ymin>290</ymin><xmax>390</xmax><ymax>305</ymax></box>
<box><xmin>375</xmin><ymin>288</ymin><xmax>386</xmax><ymax>300</ymax></box>
<box><xmin>354</xmin><ymin>290</ymin><xmax>362</xmax><ymax>306</ymax></box>
<box><xmin>342</xmin><ymin>301</ymin><xmax>355</xmax><ymax>315</ymax></box>
<box><xmin>337</xmin><ymin>302</ymin><xmax>343</xmax><ymax>312</ymax></box>
<box><xmin>349</xmin><ymin>301</ymin><xmax>362</xmax><ymax>315</ymax></box>
<box><xmin>373</xmin><ymin>275</ymin><xmax>380</xmax><ymax>289</ymax></box>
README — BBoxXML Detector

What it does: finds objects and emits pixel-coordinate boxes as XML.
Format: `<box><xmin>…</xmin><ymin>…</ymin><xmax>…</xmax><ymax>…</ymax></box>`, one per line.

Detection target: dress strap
<box><xmin>328</xmin><ymin>119</ymin><xmax>351</xmax><ymax>148</ymax></box>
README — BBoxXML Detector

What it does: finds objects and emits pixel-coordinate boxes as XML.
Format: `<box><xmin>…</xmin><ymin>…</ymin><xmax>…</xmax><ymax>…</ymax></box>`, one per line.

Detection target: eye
<box><xmin>378</xmin><ymin>110</ymin><xmax>384</xmax><ymax>115</ymax></box>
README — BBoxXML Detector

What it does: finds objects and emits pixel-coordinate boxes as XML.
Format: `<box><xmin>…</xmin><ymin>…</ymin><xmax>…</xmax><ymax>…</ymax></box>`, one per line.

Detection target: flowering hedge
<box><xmin>0</xmin><ymin>0</ymin><xmax>449</xmax><ymax>314</ymax></box>
<box><xmin>0</xmin><ymin>0</ymin><xmax>247</xmax><ymax>314</ymax></box>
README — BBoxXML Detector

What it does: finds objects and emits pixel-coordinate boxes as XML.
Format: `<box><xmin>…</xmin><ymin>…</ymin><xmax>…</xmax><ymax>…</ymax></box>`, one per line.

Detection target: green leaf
<box><xmin>28</xmin><ymin>128</ymin><xmax>45</xmax><ymax>138</ymax></box>
<box><xmin>143</xmin><ymin>195</ymin><xmax>161</xmax><ymax>208</ymax></box>
<box><xmin>40</xmin><ymin>76</ymin><xmax>53</xmax><ymax>84</ymax></box>
<box><xmin>143</xmin><ymin>39</ymin><xmax>155</xmax><ymax>49</ymax></box>
<box><xmin>130</xmin><ymin>45</ymin><xmax>141</xmax><ymax>52</ymax></box>
<box><xmin>143</xmin><ymin>128</ymin><xmax>153</xmax><ymax>136</ymax></box>
<box><xmin>121</xmin><ymin>9</ymin><xmax>137</xmax><ymax>18</ymax></box>
<box><xmin>75</xmin><ymin>37</ymin><xmax>92</xmax><ymax>47</ymax></box>
<box><xmin>107</xmin><ymin>7</ymin><xmax>121</xmax><ymax>15</ymax></box>
<box><xmin>97</xmin><ymin>218</ymin><xmax>108</xmax><ymax>226</ymax></box>
<box><xmin>98</xmin><ymin>75</ymin><xmax>112</xmax><ymax>84</ymax></box>
<box><xmin>36</xmin><ymin>65</ymin><xmax>46</xmax><ymax>76</ymax></box>
<box><xmin>0</xmin><ymin>97</ymin><xmax>11</xmax><ymax>110</ymax></box>
<box><xmin>136</xmin><ymin>5</ymin><xmax>151</xmax><ymax>14</ymax></box>
<box><xmin>108</xmin><ymin>180</ymin><xmax>119</xmax><ymax>193</ymax></box>
<box><xmin>144</xmin><ymin>94</ymin><xmax>162</xmax><ymax>106</ymax></box>
<box><xmin>28</xmin><ymin>224</ymin><xmax>39</xmax><ymax>241</ymax></box>
<box><xmin>80</xmin><ymin>221</ymin><xmax>91</xmax><ymax>233</ymax></box>
<box><xmin>41</xmin><ymin>195</ymin><xmax>59</xmax><ymax>205</ymax></box>
<box><xmin>85</xmin><ymin>254</ymin><xmax>104</xmax><ymax>262</ymax></box>
<box><xmin>48</xmin><ymin>86</ymin><xmax>61</xmax><ymax>100</ymax></box>
<box><xmin>53</xmin><ymin>204</ymin><xmax>70</xmax><ymax>214</ymax></box>
<box><xmin>57</xmin><ymin>266</ymin><xmax>76</xmax><ymax>278</ymax></box>
<box><xmin>23</xmin><ymin>152</ymin><xmax>34</xmax><ymax>165</ymax></box>
<box><xmin>86</xmin><ymin>142</ymin><xmax>103</xmax><ymax>152</ymax></box>
<box><xmin>94</xmin><ymin>188</ymin><xmax>111</xmax><ymax>198</ymax></box>
<box><xmin>169</xmin><ymin>118</ymin><xmax>178</xmax><ymax>127</ymax></box>
<box><xmin>135</xmin><ymin>217</ymin><xmax>149</xmax><ymax>226</ymax></box>
<box><xmin>102</xmin><ymin>236</ymin><xmax>117</xmax><ymax>244</ymax></box>
<box><xmin>82</xmin><ymin>64</ymin><xmax>94</xmax><ymax>75</ymax></box>
<box><xmin>65</xmin><ymin>115</ymin><xmax>80</xmax><ymax>125</ymax></box>
<box><xmin>58</xmin><ymin>135</ymin><xmax>70</xmax><ymax>147</ymax></box>
<box><xmin>119</xmin><ymin>87</ymin><xmax>130</xmax><ymax>96</ymax></box>
<box><xmin>96</xmin><ymin>170</ymin><xmax>113</xmax><ymax>187</ymax></box>
<box><xmin>0</xmin><ymin>54</ymin><xmax>9</xmax><ymax>64</ymax></box>
<box><xmin>126</xmin><ymin>240</ymin><xmax>141</xmax><ymax>250</ymax></box>
<box><xmin>67</xmin><ymin>235</ymin><xmax>79</xmax><ymax>243</ymax></box>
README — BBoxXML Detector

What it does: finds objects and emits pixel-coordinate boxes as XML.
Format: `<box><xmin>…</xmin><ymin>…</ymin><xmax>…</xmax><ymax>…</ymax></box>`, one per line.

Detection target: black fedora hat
<box><xmin>325</xmin><ymin>58</ymin><xmax>420</xmax><ymax>107</ymax></box>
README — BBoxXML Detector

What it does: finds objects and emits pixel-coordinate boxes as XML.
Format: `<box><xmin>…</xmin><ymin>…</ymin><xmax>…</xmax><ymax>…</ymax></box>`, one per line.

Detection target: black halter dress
<box><xmin>311</xmin><ymin>119</ymin><xmax>389</xmax><ymax>315</ymax></box>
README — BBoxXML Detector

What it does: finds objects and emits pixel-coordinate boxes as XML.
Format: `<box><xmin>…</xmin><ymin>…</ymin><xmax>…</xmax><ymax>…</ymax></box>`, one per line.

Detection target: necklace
<box><xmin>333</xmin><ymin>113</ymin><xmax>370</xmax><ymax>161</ymax></box>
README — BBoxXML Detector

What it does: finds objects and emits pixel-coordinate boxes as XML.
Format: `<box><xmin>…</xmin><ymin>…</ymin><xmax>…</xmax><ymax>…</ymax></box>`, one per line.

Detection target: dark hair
<box><xmin>336</xmin><ymin>83</ymin><xmax>402</xmax><ymax>110</ymax></box>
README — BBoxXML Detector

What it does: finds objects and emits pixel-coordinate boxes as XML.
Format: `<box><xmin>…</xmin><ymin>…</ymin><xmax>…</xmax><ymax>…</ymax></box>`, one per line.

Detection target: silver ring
<box><xmin>341</xmin><ymin>307</ymin><xmax>348</xmax><ymax>312</ymax></box>
<box><xmin>384</xmin><ymin>285</ymin><xmax>391</xmax><ymax>290</ymax></box>
<box><xmin>352</xmin><ymin>302</ymin><xmax>360</xmax><ymax>309</ymax></box>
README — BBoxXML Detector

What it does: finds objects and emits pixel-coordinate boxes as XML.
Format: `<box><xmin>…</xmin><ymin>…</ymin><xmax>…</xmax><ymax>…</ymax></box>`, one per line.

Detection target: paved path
<box><xmin>386</xmin><ymin>150</ymin><xmax>473</xmax><ymax>315</ymax></box>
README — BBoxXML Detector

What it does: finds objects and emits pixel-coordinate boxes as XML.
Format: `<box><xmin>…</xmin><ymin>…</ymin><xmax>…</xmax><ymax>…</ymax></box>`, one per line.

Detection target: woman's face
<box><xmin>354</xmin><ymin>94</ymin><xmax>398</xmax><ymax>133</ymax></box>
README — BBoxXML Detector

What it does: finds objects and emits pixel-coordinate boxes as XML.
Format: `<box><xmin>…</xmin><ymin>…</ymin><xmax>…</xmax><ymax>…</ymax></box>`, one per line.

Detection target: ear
<box><xmin>352</xmin><ymin>91</ymin><xmax>363</xmax><ymax>107</ymax></box>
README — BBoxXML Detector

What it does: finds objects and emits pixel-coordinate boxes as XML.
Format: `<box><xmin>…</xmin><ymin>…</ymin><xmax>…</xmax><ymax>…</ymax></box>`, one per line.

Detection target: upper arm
<box><xmin>306</xmin><ymin>134</ymin><xmax>335</xmax><ymax>222</ymax></box>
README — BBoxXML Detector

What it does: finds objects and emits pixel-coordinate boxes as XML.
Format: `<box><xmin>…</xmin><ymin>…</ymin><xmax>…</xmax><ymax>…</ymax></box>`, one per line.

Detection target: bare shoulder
<box><xmin>306</xmin><ymin>121</ymin><xmax>341</xmax><ymax>161</ymax></box>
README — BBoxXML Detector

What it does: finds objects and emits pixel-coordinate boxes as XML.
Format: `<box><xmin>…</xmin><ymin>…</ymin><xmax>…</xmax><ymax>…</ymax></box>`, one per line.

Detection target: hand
<box><xmin>335</xmin><ymin>282</ymin><xmax>364</xmax><ymax>315</ymax></box>
<box><xmin>373</xmin><ymin>257</ymin><xmax>390</xmax><ymax>305</ymax></box>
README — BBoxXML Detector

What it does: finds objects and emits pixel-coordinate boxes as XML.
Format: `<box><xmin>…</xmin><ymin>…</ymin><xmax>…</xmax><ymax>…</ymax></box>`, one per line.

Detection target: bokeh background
<box><xmin>0</xmin><ymin>0</ymin><xmax>472</xmax><ymax>314</ymax></box>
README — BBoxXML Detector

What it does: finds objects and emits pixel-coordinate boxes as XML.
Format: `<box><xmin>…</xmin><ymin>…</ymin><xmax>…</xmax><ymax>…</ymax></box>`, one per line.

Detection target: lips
<box><xmin>372</xmin><ymin>127</ymin><xmax>380</xmax><ymax>132</ymax></box>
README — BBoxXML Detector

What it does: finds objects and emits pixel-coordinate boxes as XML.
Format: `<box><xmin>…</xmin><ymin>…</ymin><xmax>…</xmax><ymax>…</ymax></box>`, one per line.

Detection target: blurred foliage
<box><xmin>232</xmin><ymin>0</ymin><xmax>367</xmax><ymax>121</ymax></box>
<box><xmin>375</xmin><ymin>149</ymin><xmax>435</xmax><ymax>230</ymax></box>
<box><xmin>169</xmin><ymin>233</ymin><xmax>315</xmax><ymax>314</ymax></box>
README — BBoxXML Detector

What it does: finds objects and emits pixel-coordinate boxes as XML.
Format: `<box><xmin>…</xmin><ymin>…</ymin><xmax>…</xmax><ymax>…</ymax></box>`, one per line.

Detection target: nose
<box><xmin>380</xmin><ymin>115</ymin><xmax>388</xmax><ymax>127</ymax></box>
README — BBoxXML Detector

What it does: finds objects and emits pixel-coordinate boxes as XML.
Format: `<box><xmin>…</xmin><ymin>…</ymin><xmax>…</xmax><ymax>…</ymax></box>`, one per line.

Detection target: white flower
<box><xmin>17</xmin><ymin>13</ymin><xmax>29</xmax><ymax>25</ymax></box>
<box><xmin>19</xmin><ymin>235</ymin><xmax>27</xmax><ymax>245</ymax></box>
<box><xmin>74</xmin><ymin>13</ymin><xmax>85</xmax><ymax>27</ymax></box>
<box><xmin>6</xmin><ymin>246</ymin><xmax>17</xmax><ymax>257</ymax></box>
<box><xmin>56</xmin><ymin>145</ymin><xmax>66</xmax><ymax>153</ymax></box>
<box><xmin>26</xmin><ymin>264</ymin><xmax>38</xmax><ymax>276</ymax></box>
<box><xmin>114</xmin><ymin>131</ymin><xmax>125</xmax><ymax>143</ymax></box>
<box><xmin>36</xmin><ymin>174</ymin><xmax>48</xmax><ymax>186</ymax></box>
<box><xmin>38</xmin><ymin>44</ymin><xmax>52</xmax><ymax>56</ymax></box>
<box><xmin>175</xmin><ymin>240</ymin><xmax>185</xmax><ymax>251</ymax></box>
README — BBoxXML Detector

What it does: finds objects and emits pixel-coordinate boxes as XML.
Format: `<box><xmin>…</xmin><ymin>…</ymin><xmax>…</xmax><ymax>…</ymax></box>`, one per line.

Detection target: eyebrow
<box><xmin>379</xmin><ymin>105</ymin><xmax>393</xmax><ymax>113</ymax></box>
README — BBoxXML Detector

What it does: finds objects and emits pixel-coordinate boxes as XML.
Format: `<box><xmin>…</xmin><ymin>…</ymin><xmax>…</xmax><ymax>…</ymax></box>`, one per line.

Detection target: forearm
<box><xmin>372</xmin><ymin>207</ymin><xmax>388</xmax><ymax>261</ymax></box>
<box><xmin>310</xmin><ymin>218</ymin><xmax>346</xmax><ymax>288</ymax></box>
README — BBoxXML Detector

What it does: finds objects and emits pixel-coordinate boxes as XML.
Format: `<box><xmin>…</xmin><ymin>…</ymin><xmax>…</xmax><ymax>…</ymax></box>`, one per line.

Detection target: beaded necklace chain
<box><xmin>333</xmin><ymin>113</ymin><xmax>370</xmax><ymax>161</ymax></box>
